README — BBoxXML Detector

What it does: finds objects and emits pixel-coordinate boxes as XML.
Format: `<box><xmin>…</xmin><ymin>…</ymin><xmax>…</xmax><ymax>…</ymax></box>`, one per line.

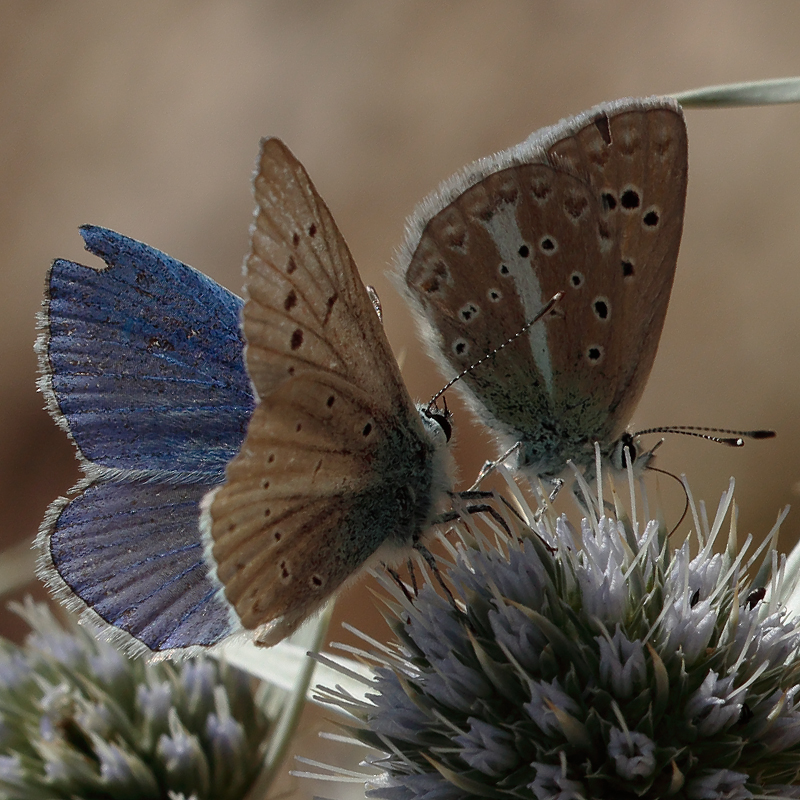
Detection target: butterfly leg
<box><xmin>383</xmin><ymin>563</ymin><xmax>416</xmax><ymax>604</ymax></box>
<box><xmin>449</xmin><ymin>490</ymin><xmax>514</xmax><ymax>537</ymax></box>
<box><xmin>406</xmin><ymin>557</ymin><xmax>419</xmax><ymax>596</ymax></box>
<box><xmin>413</xmin><ymin>541</ymin><xmax>457</xmax><ymax>608</ymax></box>
<box><xmin>468</xmin><ymin>442</ymin><xmax>522</xmax><ymax>490</ymax></box>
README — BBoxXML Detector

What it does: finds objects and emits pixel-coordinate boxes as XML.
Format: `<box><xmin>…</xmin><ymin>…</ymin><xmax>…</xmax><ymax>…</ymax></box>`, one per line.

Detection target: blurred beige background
<box><xmin>1</xmin><ymin>2</ymin><xmax>799</xmax><ymax>794</ymax></box>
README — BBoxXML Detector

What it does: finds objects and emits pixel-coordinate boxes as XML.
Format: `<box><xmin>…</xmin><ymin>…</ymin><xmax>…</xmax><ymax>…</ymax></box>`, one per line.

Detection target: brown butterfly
<box><xmin>399</xmin><ymin>96</ymin><xmax>688</xmax><ymax>479</ymax></box>
<box><xmin>201</xmin><ymin>138</ymin><xmax>456</xmax><ymax>646</ymax></box>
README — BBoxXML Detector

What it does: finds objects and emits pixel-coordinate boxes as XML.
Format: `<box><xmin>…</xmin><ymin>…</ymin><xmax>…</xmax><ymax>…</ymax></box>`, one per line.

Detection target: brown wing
<box><xmin>208</xmin><ymin>139</ymin><xmax>446</xmax><ymax>644</ymax></box>
<box><xmin>244</xmin><ymin>138</ymin><xmax>413</xmax><ymax>414</ymax></box>
<box><xmin>404</xmin><ymin>100</ymin><xmax>687</xmax><ymax>448</ymax></box>
<box><xmin>544</xmin><ymin>104</ymin><xmax>687</xmax><ymax>438</ymax></box>
<box><xmin>206</xmin><ymin>374</ymin><xmax>396</xmax><ymax>641</ymax></box>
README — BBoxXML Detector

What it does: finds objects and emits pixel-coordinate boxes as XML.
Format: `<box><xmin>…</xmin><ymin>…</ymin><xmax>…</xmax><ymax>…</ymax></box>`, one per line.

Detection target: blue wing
<box><xmin>37</xmin><ymin>226</ymin><xmax>255</xmax><ymax>653</ymax></box>
<box><xmin>43</xmin><ymin>225</ymin><xmax>254</xmax><ymax>474</ymax></box>
<box><xmin>46</xmin><ymin>482</ymin><xmax>235</xmax><ymax>651</ymax></box>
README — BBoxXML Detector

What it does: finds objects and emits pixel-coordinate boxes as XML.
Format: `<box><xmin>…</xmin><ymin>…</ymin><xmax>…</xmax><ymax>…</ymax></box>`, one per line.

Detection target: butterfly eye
<box><xmin>612</xmin><ymin>433</ymin><xmax>638</xmax><ymax>470</ymax></box>
<box><xmin>425</xmin><ymin>410</ymin><xmax>452</xmax><ymax>443</ymax></box>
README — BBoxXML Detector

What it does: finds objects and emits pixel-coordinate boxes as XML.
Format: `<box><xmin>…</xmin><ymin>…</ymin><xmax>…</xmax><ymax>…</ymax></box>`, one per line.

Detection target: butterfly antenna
<box><xmin>427</xmin><ymin>291</ymin><xmax>563</xmax><ymax>412</ymax></box>
<box><xmin>634</xmin><ymin>425</ymin><xmax>776</xmax><ymax>448</ymax></box>
<box><xmin>645</xmin><ymin>464</ymin><xmax>690</xmax><ymax>537</ymax></box>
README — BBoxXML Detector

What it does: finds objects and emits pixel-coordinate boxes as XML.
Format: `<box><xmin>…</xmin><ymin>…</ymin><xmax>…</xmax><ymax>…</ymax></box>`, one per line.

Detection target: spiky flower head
<box><xmin>0</xmin><ymin>599</ymin><xmax>272</xmax><ymax>800</ymax></box>
<box><xmin>317</xmin><ymin>474</ymin><xmax>800</xmax><ymax>799</ymax></box>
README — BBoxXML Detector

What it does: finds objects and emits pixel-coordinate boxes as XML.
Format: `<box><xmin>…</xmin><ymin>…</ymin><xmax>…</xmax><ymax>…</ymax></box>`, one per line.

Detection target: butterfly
<box><xmin>399</xmin><ymin>96</ymin><xmax>688</xmax><ymax>480</ymax></box>
<box><xmin>37</xmin><ymin>138</ymin><xmax>455</xmax><ymax>655</ymax></box>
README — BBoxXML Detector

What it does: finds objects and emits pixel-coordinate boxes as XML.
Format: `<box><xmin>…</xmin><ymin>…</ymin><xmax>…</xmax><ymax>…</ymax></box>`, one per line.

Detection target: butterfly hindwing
<box><xmin>210</xmin><ymin>371</ymin><xmax>433</xmax><ymax>643</ymax></box>
<box><xmin>44</xmin><ymin>481</ymin><xmax>237</xmax><ymax>651</ymax></box>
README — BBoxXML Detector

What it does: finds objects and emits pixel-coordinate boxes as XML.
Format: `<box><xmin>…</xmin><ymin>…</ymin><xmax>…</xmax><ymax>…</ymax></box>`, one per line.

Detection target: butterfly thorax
<box><xmin>510</xmin><ymin>428</ymin><xmax>618</xmax><ymax>479</ymax></box>
<box><xmin>353</xmin><ymin>405</ymin><xmax>453</xmax><ymax>556</ymax></box>
<box><xmin>511</xmin><ymin>427</ymin><xmax>653</xmax><ymax>480</ymax></box>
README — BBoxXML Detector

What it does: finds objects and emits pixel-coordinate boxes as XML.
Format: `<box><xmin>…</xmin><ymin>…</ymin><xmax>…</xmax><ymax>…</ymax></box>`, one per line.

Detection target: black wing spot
<box><xmin>620</xmin><ymin>189</ymin><xmax>640</xmax><ymax>210</ymax></box>
<box><xmin>279</xmin><ymin>560</ymin><xmax>291</xmax><ymax>581</ymax></box>
<box><xmin>284</xmin><ymin>290</ymin><xmax>298</xmax><ymax>311</ymax></box>
<box><xmin>326</xmin><ymin>395</ymin><xmax>336</xmax><ymax>407</ymax></box>
<box><xmin>290</xmin><ymin>328</ymin><xmax>304</xmax><ymax>350</ymax></box>
<box><xmin>323</xmin><ymin>293</ymin><xmax>338</xmax><ymax>325</ymax></box>
<box><xmin>286</xmin><ymin>256</ymin><xmax>297</xmax><ymax>274</ymax></box>
<box><xmin>488</xmin><ymin>289</ymin><xmax>502</xmax><ymax>302</ymax></box>
<box><xmin>540</xmin><ymin>236</ymin><xmax>557</xmax><ymax>253</ymax></box>
<box><xmin>593</xmin><ymin>113</ymin><xmax>612</xmax><ymax>145</ymax></box>
<box><xmin>518</xmin><ymin>244</ymin><xmax>530</xmax><ymax>258</ymax></box>
<box><xmin>362</xmin><ymin>422</ymin><xmax>373</xmax><ymax>437</ymax></box>
<box><xmin>308</xmin><ymin>223</ymin><xmax>317</xmax><ymax>237</ymax></box>
<box><xmin>292</xmin><ymin>232</ymin><xmax>300</xmax><ymax>247</ymax></box>
<box><xmin>499</xmin><ymin>264</ymin><xmax>510</xmax><ymax>275</ymax></box>
<box><xmin>586</xmin><ymin>345</ymin><xmax>604</xmax><ymax>364</ymax></box>
<box><xmin>267</xmin><ymin>453</ymin><xmax>275</xmax><ymax>464</ymax></box>
<box><xmin>453</xmin><ymin>339</ymin><xmax>468</xmax><ymax>357</ymax></box>
<box><xmin>460</xmin><ymin>303</ymin><xmax>479</xmax><ymax>322</ymax></box>
<box><xmin>264</xmin><ymin>508</ymin><xmax>271</xmax><ymax>518</ymax></box>
<box><xmin>643</xmin><ymin>209</ymin><xmax>660</xmax><ymax>228</ymax></box>
<box><xmin>622</xmin><ymin>260</ymin><xmax>635</xmax><ymax>278</ymax></box>
<box><xmin>295</xmin><ymin>422</ymin><xmax>302</xmax><ymax>432</ymax></box>
<box><xmin>310</xmin><ymin>574</ymin><xmax>324</xmax><ymax>589</ymax></box>
<box><xmin>601</xmin><ymin>192</ymin><xmax>617</xmax><ymax>211</ymax></box>
<box><xmin>261</xmin><ymin>479</ymin><xmax>270</xmax><ymax>489</ymax></box>
<box><xmin>593</xmin><ymin>298</ymin><xmax>610</xmax><ymax>320</ymax></box>
<box><xmin>570</xmin><ymin>272</ymin><xmax>584</xmax><ymax>288</ymax></box>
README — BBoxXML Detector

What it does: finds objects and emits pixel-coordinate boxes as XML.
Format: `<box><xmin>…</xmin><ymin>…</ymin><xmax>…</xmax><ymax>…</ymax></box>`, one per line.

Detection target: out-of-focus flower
<box><xmin>314</xmin><ymin>473</ymin><xmax>800</xmax><ymax>799</ymax></box>
<box><xmin>0</xmin><ymin>599</ymin><xmax>272</xmax><ymax>800</ymax></box>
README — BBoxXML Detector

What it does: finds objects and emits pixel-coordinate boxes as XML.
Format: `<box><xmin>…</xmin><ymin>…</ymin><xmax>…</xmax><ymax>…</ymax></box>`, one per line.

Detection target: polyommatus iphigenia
<box><xmin>399</xmin><ymin>97</ymin><xmax>687</xmax><ymax>479</ymax></box>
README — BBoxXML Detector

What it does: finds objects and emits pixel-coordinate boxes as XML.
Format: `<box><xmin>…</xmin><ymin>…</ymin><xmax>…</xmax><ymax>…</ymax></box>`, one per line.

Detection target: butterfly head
<box><xmin>608</xmin><ymin>431</ymin><xmax>659</xmax><ymax>475</ymax></box>
<box><xmin>423</xmin><ymin>392</ymin><xmax>453</xmax><ymax>443</ymax></box>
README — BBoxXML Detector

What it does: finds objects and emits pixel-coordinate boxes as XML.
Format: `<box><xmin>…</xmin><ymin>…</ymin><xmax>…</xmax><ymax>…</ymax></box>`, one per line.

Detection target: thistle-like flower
<box><xmin>0</xmin><ymin>599</ymin><xmax>272</xmax><ymax>800</ymax></box>
<box><xmin>315</xmin><ymin>473</ymin><xmax>800</xmax><ymax>799</ymax></box>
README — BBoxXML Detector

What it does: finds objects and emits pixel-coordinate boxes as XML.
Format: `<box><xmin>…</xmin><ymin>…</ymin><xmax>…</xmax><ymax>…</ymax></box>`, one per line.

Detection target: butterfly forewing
<box><xmin>544</xmin><ymin>106</ymin><xmax>687</xmax><ymax>435</ymax></box>
<box><xmin>402</xmin><ymin>97</ymin><xmax>687</xmax><ymax>473</ymax></box>
<box><xmin>243</xmin><ymin>138</ymin><xmax>410</xmax><ymax>411</ymax></box>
